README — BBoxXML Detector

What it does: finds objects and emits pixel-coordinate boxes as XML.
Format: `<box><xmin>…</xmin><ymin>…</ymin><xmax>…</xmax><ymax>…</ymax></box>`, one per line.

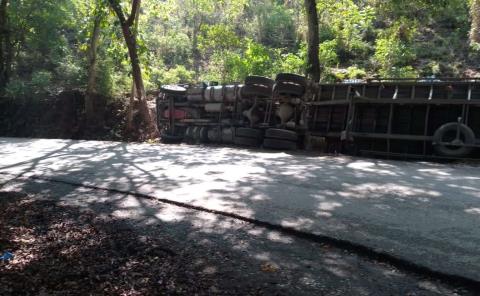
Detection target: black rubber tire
<box><xmin>161</xmin><ymin>134</ymin><xmax>184</xmax><ymax>144</ymax></box>
<box><xmin>193</xmin><ymin>126</ymin><xmax>207</xmax><ymax>143</ymax></box>
<box><xmin>241</xmin><ymin>84</ymin><xmax>272</xmax><ymax>98</ymax></box>
<box><xmin>276</xmin><ymin>73</ymin><xmax>307</xmax><ymax>88</ymax></box>
<box><xmin>234</xmin><ymin>136</ymin><xmax>261</xmax><ymax>147</ymax></box>
<box><xmin>265</xmin><ymin>129</ymin><xmax>298</xmax><ymax>141</ymax></box>
<box><xmin>160</xmin><ymin>85</ymin><xmax>187</xmax><ymax>95</ymax></box>
<box><xmin>185</xmin><ymin>127</ymin><xmax>194</xmax><ymax>139</ymax></box>
<box><xmin>245</xmin><ymin>76</ymin><xmax>275</xmax><ymax>88</ymax></box>
<box><xmin>236</xmin><ymin>128</ymin><xmax>263</xmax><ymax>139</ymax></box>
<box><xmin>275</xmin><ymin>82</ymin><xmax>305</xmax><ymax>97</ymax></box>
<box><xmin>263</xmin><ymin>138</ymin><xmax>297</xmax><ymax>150</ymax></box>
<box><xmin>433</xmin><ymin>123</ymin><xmax>476</xmax><ymax>157</ymax></box>
<box><xmin>198</xmin><ymin>127</ymin><xmax>209</xmax><ymax>143</ymax></box>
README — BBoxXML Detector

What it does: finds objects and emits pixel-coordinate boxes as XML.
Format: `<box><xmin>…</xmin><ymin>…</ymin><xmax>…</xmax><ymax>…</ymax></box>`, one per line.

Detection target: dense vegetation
<box><xmin>0</xmin><ymin>0</ymin><xmax>479</xmax><ymax>138</ymax></box>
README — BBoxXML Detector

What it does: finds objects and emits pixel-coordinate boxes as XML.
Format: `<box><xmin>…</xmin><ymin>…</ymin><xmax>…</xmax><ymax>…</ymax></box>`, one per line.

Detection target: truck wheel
<box><xmin>208</xmin><ymin>128</ymin><xmax>221</xmax><ymax>143</ymax></box>
<box><xmin>234</xmin><ymin>136</ymin><xmax>261</xmax><ymax>147</ymax></box>
<box><xmin>276</xmin><ymin>73</ymin><xmax>308</xmax><ymax>88</ymax></box>
<box><xmin>161</xmin><ymin>134</ymin><xmax>183</xmax><ymax>144</ymax></box>
<box><xmin>236</xmin><ymin>128</ymin><xmax>263</xmax><ymax>139</ymax></box>
<box><xmin>265</xmin><ymin>129</ymin><xmax>298</xmax><ymax>141</ymax></box>
<box><xmin>275</xmin><ymin>82</ymin><xmax>305</xmax><ymax>97</ymax></box>
<box><xmin>433</xmin><ymin>123</ymin><xmax>475</xmax><ymax>157</ymax></box>
<box><xmin>245</xmin><ymin>76</ymin><xmax>275</xmax><ymax>88</ymax></box>
<box><xmin>263</xmin><ymin>138</ymin><xmax>297</xmax><ymax>150</ymax></box>
<box><xmin>241</xmin><ymin>84</ymin><xmax>272</xmax><ymax>98</ymax></box>
<box><xmin>199</xmin><ymin>127</ymin><xmax>209</xmax><ymax>143</ymax></box>
<box><xmin>192</xmin><ymin>126</ymin><xmax>203</xmax><ymax>144</ymax></box>
<box><xmin>222</xmin><ymin>128</ymin><xmax>235</xmax><ymax>144</ymax></box>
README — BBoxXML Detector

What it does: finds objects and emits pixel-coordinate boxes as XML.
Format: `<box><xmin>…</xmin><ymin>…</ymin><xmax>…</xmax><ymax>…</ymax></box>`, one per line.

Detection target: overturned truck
<box><xmin>157</xmin><ymin>74</ymin><xmax>480</xmax><ymax>159</ymax></box>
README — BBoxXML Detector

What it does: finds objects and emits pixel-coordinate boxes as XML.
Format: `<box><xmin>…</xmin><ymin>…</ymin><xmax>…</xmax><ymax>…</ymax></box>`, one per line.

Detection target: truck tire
<box><xmin>263</xmin><ymin>138</ymin><xmax>297</xmax><ymax>150</ymax></box>
<box><xmin>433</xmin><ymin>123</ymin><xmax>475</xmax><ymax>157</ymax></box>
<box><xmin>222</xmin><ymin>128</ymin><xmax>235</xmax><ymax>144</ymax></box>
<box><xmin>208</xmin><ymin>128</ymin><xmax>221</xmax><ymax>143</ymax></box>
<box><xmin>199</xmin><ymin>127</ymin><xmax>209</xmax><ymax>143</ymax></box>
<box><xmin>234</xmin><ymin>136</ymin><xmax>261</xmax><ymax>147</ymax></box>
<box><xmin>275</xmin><ymin>82</ymin><xmax>305</xmax><ymax>97</ymax></box>
<box><xmin>276</xmin><ymin>73</ymin><xmax>307</xmax><ymax>88</ymax></box>
<box><xmin>245</xmin><ymin>76</ymin><xmax>275</xmax><ymax>88</ymax></box>
<box><xmin>185</xmin><ymin>126</ymin><xmax>194</xmax><ymax>139</ymax></box>
<box><xmin>236</xmin><ymin>128</ymin><xmax>263</xmax><ymax>139</ymax></box>
<box><xmin>241</xmin><ymin>84</ymin><xmax>272</xmax><ymax>98</ymax></box>
<box><xmin>265</xmin><ymin>129</ymin><xmax>298</xmax><ymax>141</ymax></box>
<box><xmin>161</xmin><ymin>134</ymin><xmax>184</xmax><ymax>144</ymax></box>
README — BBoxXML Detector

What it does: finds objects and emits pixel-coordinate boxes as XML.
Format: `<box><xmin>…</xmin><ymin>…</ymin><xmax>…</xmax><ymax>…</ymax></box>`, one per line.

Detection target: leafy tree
<box><xmin>107</xmin><ymin>0</ymin><xmax>158</xmax><ymax>137</ymax></box>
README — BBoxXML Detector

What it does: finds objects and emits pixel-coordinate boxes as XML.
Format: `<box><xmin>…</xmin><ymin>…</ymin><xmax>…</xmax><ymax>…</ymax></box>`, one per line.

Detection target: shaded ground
<box><xmin>0</xmin><ymin>138</ymin><xmax>479</xmax><ymax>282</ymax></box>
<box><xmin>0</xmin><ymin>182</ymin><xmax>470</xmax><ymax>295</ymax></box>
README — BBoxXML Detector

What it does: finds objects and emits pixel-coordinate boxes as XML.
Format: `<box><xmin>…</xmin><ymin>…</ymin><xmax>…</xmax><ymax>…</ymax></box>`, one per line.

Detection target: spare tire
<box><xmin>236</xmin><ymin>128</ymin><xmax>263</xmax><ymax>139</ymax></box>
<box><xmin>265</xmin><ymin>129</ymin><xmax>298</xmax><ymax>141</ymax></box>
<box><xmin>263</xmin><ymin>138</ymin><xmax>297</xmax><ymax>150</ymax></box>
<box><xmin>433</xmin><ymin>123</ymin><xmax>475</xmax><ymax>157</ymax></box>
<box><xmin>245</xmin><ymin>76</ymin><xmax>275</xmax><ymax>88</ymax></box>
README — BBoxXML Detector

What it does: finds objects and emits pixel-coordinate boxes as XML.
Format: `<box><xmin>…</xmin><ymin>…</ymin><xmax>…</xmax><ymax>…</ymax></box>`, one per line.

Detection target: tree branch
<box><xmin>107</xmin><ymin>0</ymin><xmax>126</xmax><ymax>25</ymax></box>
<box><xmin>126</xmin><ymin>0</ymin><xmax>140</xmax><ymax>27</ymax></box>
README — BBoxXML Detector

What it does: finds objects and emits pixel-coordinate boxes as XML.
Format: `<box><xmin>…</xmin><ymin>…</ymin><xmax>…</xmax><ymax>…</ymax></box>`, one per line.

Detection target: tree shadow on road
<box><xmin>0</xmin><ymin>138</ymin><xmax>480</xmax><ymax>288</ymax></box>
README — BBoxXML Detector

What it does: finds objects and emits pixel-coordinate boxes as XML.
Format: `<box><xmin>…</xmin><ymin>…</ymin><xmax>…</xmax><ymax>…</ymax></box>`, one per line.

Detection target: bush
<box><xmin>5</xmin><ymin>70</ymin><xmax>54</xmax><ymax>99</ymax></box>
<box><xmin>5</xmin><ymin>80</ymin><xmax>29</xmax><ymax>99</ymax></box>
<box><xmin>319</xmin><ymin>39</ymin><xmax>339</xmax><ymax>67</ymax></box>
<box><xmin>347</xmin><ymin>66</ymin><xmax>367</xmax><ymax>79</ymax></box>
<box><xmin>151</xmin><ymin>65</ymin><xmax>195</xmax><ymax>86</ymax></box>
<box><xmin>30</xmin><ymin>71</ymin><xmax>53</xmax><ymax>94</ymax></box>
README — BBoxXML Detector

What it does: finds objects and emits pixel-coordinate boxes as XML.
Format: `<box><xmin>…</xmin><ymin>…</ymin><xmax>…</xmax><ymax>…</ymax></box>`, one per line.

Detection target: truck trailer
<box><xmin>157</xmin><ymin>74</ymin><xmax>480</xmax><ymax>159</ymax></box>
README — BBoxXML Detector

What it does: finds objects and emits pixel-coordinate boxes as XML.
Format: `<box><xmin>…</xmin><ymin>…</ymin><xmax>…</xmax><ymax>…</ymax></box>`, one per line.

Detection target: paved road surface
<box><xmin>0</xmin><ymin>137</ymin><xmax>479</xmax><ymax>282</ymax></box>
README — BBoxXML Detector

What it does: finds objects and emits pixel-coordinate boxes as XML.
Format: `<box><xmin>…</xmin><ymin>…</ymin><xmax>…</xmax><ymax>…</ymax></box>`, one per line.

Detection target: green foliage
<box><xmin>373</xmin><ymin>19</ymin><xmax>417</xmax><ymax>77</ymax></box>
<box><xmin>5</xmin><ymin>71</ymin><xmax>53</xmax><ymax>99</ymax></box>
<box><xmin>347</xmin><ymin>66</ymin><xmax>367</xmax><ymax>79</ymax></box>
<box><xmin>152</xmin><ymin>65</ymin><xmax>195</xmax><ymax>86</ymax></box>
<box><xmin>5</xmin><ymin>80</ymin><xmax>29</xmax><ymax>99</ymax></box>
<box><xmin>1</xmin><ymin>0</ymin><xmax>479</xmax><ymax>100</ymax></box>
<box><xmin>319</xmin><ymin>40</ymin><xmax>339</xmax><ymax>67</ymax></box>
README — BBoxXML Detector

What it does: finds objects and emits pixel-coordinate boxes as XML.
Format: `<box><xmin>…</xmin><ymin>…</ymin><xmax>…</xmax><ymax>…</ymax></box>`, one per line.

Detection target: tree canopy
<box><xmin>1</xmin><ymin>0</ymin><xmax>479</xmax><ymax>99</ymax></box>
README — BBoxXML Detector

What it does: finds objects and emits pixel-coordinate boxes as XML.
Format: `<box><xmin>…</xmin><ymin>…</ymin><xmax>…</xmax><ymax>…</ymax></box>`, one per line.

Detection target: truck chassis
<box><xmin>157</xmin><ymin>75</ymin><xmax>480</xmax><ymax>159</ymax></box>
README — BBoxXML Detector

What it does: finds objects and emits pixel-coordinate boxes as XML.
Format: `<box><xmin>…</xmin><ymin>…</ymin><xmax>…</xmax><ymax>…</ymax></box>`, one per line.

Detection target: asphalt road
<box><xmin>0</xmin><ymin>137</ymin><xmax>479</xmax><ymax>283</ymax></box>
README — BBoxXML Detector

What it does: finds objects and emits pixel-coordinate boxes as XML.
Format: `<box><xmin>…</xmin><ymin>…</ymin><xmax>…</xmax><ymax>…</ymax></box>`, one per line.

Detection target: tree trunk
<box><xmin>0</xmin><ymin>0</ymin><xmax>9</xmax><ymax>89</ymax></box>
<box><xmin>108</xmin><ymin>0</ymin><xmax>158</xmax><ymax>138</ymax></box>
<box><xmin>304</xmin><ymin>0</ymin><xmax>320</xmax><ymax>82</ymax></box>
<box><xmin>192</xmin><ymin>21</ymin><xmax>201</xmax><ymax>81</ymax></box>
<box><xmin>471</xmin><ymin>0</ymin><xmax>480</xmax><ymax>44</ymax></box>
<box><xmin>127</xmin><ymin>5</ymin><xmax>140</xmax><ymax>132</ymax></box>
<box><xmin>85</xmin><ymin>12</ymin><xmax>103</xmax><ymax>127</ymax></box>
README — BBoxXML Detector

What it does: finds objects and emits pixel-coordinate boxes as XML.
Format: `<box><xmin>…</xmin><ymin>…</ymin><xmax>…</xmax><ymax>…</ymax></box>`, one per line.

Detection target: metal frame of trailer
<box><xmin>157</xmin><ymin>76</ymin><xmax>480</xmax><ymax>159</ymax></box>
<box><xmin>308</xmin><ymin>78</ymin><xmax>480</xmax><ymax>157</ymax></box>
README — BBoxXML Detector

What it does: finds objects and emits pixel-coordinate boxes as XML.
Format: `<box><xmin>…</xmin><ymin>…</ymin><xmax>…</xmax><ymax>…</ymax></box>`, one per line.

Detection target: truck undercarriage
<box><xmin>157</xmin><ymin>75</ymin><xmax>480</xmax><ymax>159</ymax></box>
